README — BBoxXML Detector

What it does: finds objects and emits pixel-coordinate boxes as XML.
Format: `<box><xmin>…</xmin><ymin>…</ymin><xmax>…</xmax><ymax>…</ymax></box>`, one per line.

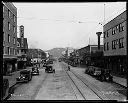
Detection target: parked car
<box><xmin>97</xmin><ymin>69</ymin><xmax>113</xmax><ymax>82</ymax></box>
<box><xmin>16</xmin><ymin>70</ymin><xmax>32</xmax><ymax>83</ymax></box>
<box><xmin>31</xmin><ymin>65</ymin><xmax>39</xmax><ymax>75</ymax></box>
<box><xmin>3</xmin><ymin>78</ymin><xmax>9</xmax><ymax>100</ymax></box>
<box><xmin>45</xmin><ymin>65</ymin><xmax>55</xmax><ymax>73</ymax></box>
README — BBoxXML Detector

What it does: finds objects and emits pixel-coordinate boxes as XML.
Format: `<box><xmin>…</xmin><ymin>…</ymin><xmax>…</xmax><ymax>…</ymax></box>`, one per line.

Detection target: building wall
<box><xmin>3</xmin><ymin>2</ymin><xmax>17</xmax><ymax>58</ymax></box>
<box><xmin>103</xmin><ymin>10</ymin><xmax>127</xmax><ymax>56</ymax></box>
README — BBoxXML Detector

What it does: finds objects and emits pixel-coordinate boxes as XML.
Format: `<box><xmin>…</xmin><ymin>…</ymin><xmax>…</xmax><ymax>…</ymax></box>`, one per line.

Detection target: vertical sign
<box><xmin>20</xmin><ymin>25</ymin><xmax>24</xmax><ymax>47</ymax></box>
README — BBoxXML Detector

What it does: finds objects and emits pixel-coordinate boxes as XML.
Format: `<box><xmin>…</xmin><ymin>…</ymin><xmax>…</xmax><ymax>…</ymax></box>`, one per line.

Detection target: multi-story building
<box><xmin>17</xmin><ymin>25</ymin><xmax>28</xmax><ymax>69</ymax></box>
<box><xmin>103</xmin><ymin>10</ymin><xmax>127</xmax><ymax>75</ymax></box>
<box><xmin>3</xmin><ymin>2</ymin><xmax>17</xmax><ymax>74</ymax></box>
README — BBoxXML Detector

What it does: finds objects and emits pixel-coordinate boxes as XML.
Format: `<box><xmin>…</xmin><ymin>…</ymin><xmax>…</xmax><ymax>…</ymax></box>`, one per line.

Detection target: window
<box><xmin>8</xmin><ymin>22</ymin><xmax>10</xmax><ymax>30</ymax></box>
<box><xmin>8</xmin><ymin>34</ymin><xmax>10</xmax><ymax>42</ymax></box>
<box><xmin>8</xmin><ymin>9</ymin><xmax>10</xmax><ymax>18</ymax></box>
<box><xmin>119</xmin><ymin>37</ymin><xmax>124</xmax><ymax>48</ymax></box>
<box><xmin>13</xmin><ymin>15</ymin><xmax>16</xmax><ymax>22</ymax></box>
<box><xmin>106</xmin><ymin>42</ymin><xmax>109</xmax><ymax>50</ymax></box>
<box><xmin>104</xmin><ymin>32</ymin><xmax>106</xmax><ymax>39</ymax></box>
<box><xmin>119</xmin><ymin>23</ymin><xmax>124</xmax><ymax>32</ymax></box>
<box><xmin>3</xmin><ymin>46</ymin><xmax>5</xmax><ymax>54</ymax></box>
<box><xmin>7</xmin><ymin>47</ymin><xmax>10</xmax><ymax>55</ymax></box>
<box><xmin>112</xmin><ymin>40</ymin><xmax>116</xmax><ymax>49</ymax></box>
<box><xmin>112</xmin><ymin>27</ymin><xmax>116</xmax><ymax>35</ymax></box>
<box><xmin>106</xmin><ymin>31</ymin><xmax>109</xmax><ymax>37</ymax></box>
<box><xmin>13</xmin><ymin>37</ymin><xmax>16</xmax><ymax>44</ymax></box>
<box><xmin>13</xmin><ymin>26</ymin><xmax>15</xmax><ymax>33</ymax></box>
<box><xmin>104</xmin><ymin>43</ymin><xmax>106</xmax><ymax>51</ymax></box>
<box><xmin>3</xmin><ymin>32</ymin><xmax>5</xmax><ymax>41</ymax></box>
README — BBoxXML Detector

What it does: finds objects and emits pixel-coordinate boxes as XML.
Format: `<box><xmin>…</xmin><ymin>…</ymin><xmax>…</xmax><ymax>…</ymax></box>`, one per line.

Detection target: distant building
<box><xmin>103</xmin><ymin>10</ymin><xmax>127</xmax><ymax>75</ymax></box>
<box><xmin>77</xmin><ymin>45</ymin><xmax>103</xmax><ymax>65</ymax></box>
<box><xmin>17</xmin><ymin>26</ymin><xmax>28</xmax><ymax>69</ymax></box>
<box><xmin>3</xmin><ymin>2</ymin><xmax>17</xmax><ymax>74</ymax></box>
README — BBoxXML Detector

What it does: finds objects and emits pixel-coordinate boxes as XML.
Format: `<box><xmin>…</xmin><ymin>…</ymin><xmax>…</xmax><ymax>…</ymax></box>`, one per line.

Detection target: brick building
<box><xmin>3</xmin><ymin>2</ymin><xmax>17</xmax><ymax>74</ymax></box>
<box><xmin>103</xmin><ymin>10</ymin><xmax>127</xmax><ymax>75</ymax></box>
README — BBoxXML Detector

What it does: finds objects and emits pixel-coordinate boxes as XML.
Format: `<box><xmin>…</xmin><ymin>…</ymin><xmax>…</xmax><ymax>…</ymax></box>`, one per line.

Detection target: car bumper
<box><xmin>31</xmin><ymin>72</ymin><xmax>39</xmax><ymax>75</ymax></box>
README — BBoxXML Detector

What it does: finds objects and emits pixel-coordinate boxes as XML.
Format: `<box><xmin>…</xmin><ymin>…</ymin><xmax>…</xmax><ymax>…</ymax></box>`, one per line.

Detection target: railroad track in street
<box><xmin>62</xmin><ymin>68</ymin><xmax>86</xmax><ymax>100</ymax></box>
<box><xmin>70</xmin><ymin>69</ymin><xmax>110</xmax><ymax>100</ymax></box>
<box><xmin>61</xmin><ymin>62</ymin><xmax>110</xmax><ymax>100</ymax></box>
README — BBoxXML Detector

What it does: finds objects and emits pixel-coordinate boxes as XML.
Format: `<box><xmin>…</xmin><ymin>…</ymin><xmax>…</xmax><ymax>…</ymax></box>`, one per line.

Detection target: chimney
<box><xmin>96</xmin><ymin>32</ymin><xmax>102</xmax><ymax>50</ymax></box>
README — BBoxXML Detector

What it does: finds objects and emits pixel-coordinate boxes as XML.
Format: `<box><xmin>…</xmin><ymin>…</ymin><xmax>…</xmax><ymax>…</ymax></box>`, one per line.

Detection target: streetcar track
<box><xmin>70</xmin><ymin>69</ymin><xmax>109</xmax><ymax>100</ymax></box>
<box><xmin>62</xmin><ymin>66</ymin><xmax>86</xmax><ymax>100</ymax></box>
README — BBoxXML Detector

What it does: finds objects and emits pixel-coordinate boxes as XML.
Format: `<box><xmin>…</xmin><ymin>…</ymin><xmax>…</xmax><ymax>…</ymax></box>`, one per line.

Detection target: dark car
<box><xmin>3</xmin><ymin>78</ymin><xmax>9</xmax><ymax>100</ymax></box>
<box><xmin>31</xmin><ymin>66</ymin><xmax>39</xmax><ymax>75</ymax></box>
<box><xmin>45</xmin><ymin>65</ymin><xmax>55</xmax><ymax>73</ymax></box>
<box><xmin>97</xmin><ymin>69</ymin><xmax>113</xmax><ymax>82</ymax></box>
<box><xmin>16</xmin><ymin>70</ymin><xmax>32</xmax><ymax>83</ymax></box>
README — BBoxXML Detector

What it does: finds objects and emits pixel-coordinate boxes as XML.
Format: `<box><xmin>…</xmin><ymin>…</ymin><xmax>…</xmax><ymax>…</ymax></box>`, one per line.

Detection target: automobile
<box><xmin>45</xmin><ymin>65</ymin><xmax>55</xmax><ymax>73</ymax></box>
<box><xmin>93</xmin><ymin>67</ymin><xmax>102</xmax><ymax>77</ymax></box>
<box><xmin>31</xmin><ymin>65</ymin><xmax>39</xmax><ymax>75</ymax></box>
<box><xmin>98</xmin><ymin>69</ymin><xmax>113</xmax><ymax>82</ymax></box>
<box><xmin>16</xmin><ymin>70</ymin><xmax>32</xmax><ymax>83</ymax></box>
<box><xmin>3</xmin><ymin>78</ymin><xmax>9</xmax><ymax>100</ymax></box>
<box><xmin>86</xmin><ymin>66</ymin><xmax>95</xmax><ymax>75</ymax></box>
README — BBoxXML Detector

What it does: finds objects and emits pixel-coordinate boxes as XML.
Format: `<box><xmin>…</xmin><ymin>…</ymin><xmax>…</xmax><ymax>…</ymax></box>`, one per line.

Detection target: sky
<box><xmin>13</xmin><ymin>2</ymin><xmax>126</xmax><ymax>51</ymax></box>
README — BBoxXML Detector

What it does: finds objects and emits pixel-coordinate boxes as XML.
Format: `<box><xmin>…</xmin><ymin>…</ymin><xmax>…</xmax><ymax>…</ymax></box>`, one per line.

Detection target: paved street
<box><xmin>7</xmin><ymin>61</ymin><xmax>127</xmax><ymax>100</ymax></box>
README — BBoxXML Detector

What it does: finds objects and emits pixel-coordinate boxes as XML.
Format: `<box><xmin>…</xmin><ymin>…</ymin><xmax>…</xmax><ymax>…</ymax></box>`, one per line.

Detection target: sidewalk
<box><xmin>112</xmin><ymin>76</ymin><xmax>127</xmax><ymax>87</ymax></box>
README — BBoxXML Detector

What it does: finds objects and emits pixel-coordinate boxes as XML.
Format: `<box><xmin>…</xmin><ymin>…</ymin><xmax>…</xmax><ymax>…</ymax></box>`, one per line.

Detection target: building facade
<box><xmin>3</xmin><ymin>2</ymin><xmax>17</xmax><ymax>74</ymax></box>
<box><xmin>103</xmin><ymin>10</ymin><xmax>127</xmax><ymax>75</ymax></box>
<box><xmin>17</xmin><ymin>25</ymin><xmax>28</xmax><ymax>69</ymax></box>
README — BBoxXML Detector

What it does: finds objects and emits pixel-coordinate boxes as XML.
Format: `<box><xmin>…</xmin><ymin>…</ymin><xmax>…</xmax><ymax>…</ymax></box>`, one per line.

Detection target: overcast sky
<box><xmin>13</xmin><ymin>2</ymin><xmax>126</xmax><ymax>51</ymax></box>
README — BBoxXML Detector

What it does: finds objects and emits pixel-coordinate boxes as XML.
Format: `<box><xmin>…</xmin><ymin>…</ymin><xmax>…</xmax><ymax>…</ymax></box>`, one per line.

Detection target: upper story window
<box><xmin>7</xmin><ymin>47</ymin><xmax>10</xmax><ymax>55</ymax></box>
<box><xmin>107</xmin><ymin>42</ymin><xmax>109</xmax><ymax>50</ymax></box>
<box><xmin>112</xmin><ymin>27</ymin><xmax>116</xmax><ymax>35</ymax></box>
<box><xmin>8</xmin><ymin>22</ymin><xmax>10</xmax><ymax>30</ymax></box>
<box><xmin>112</xmin><ymin>40</ymin><xmax>116</xmax><ymax>50</ymax></box>
<box><xmin>13</xmin><ymin>26</ymin><xmax>15</xmax><ymax>33</ymax></box>
<box><xmin>13</xmin><ymin>15</ymin><xmax>16</xmax><ymax>22</ymax></box>
<box><xmin>119</xmin><ymin>37</ymin><xmax>124</xmax><ymax>48</ymax></box>
<box><xmin>8</xmin><ymin>34</ymin><xmax>10</xmax><ymax>42</ymax></box>
<box><xmin>8</xmin><ymin>9</ymin><xmax>11</xmax><ymax>18</ymax></box>
<box><xmin>104</xmin><ymin>43</ymin><xmax>106</xmax><ymax>51</ymax></box>
<box><xmin>3</xmin><ymin>32</ymin><xmax>5</xmax><ymax>41</ymax></box>
<box><xmin>119</xmin><ymin>23</ymin><xmax>124</xmax><ymax>32</ymax></box>
<box><xmin>13</xmin><ymin>37</ymin><xmax>16</xmax><ymax>44</ymax></box>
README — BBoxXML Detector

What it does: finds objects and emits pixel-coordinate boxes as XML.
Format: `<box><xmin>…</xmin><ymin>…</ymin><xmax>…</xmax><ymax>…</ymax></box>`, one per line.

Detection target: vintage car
<box><xmin>97</xmin><ymin>69</ymin><xmax>113</xmax><ymax>82</ymax></box>
<box><xmin>31</xmin><ymin>66</ymin><xmax>39</xmax><ymax>75</ymax></box>
<box><xmin>16</xmin><ymin>70</ymin><xmax>32</xmax><ymax>83</ymax></box>
<box><xmin>45</xmin><ymin>65</ymin><xmax>55</xmax><ymax>73</ymax></box>
<box><xmin>3</xmin><ymin>78</ymin><xmax>9</xmax><ymax>100</ymax></box>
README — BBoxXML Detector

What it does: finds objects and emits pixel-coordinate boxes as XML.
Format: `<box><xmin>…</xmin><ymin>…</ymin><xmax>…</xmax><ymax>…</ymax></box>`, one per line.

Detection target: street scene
<box><xmin>2</xmin><ymin>2</ymin><xmax>127</xmax><ymax>101</ymax></box>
